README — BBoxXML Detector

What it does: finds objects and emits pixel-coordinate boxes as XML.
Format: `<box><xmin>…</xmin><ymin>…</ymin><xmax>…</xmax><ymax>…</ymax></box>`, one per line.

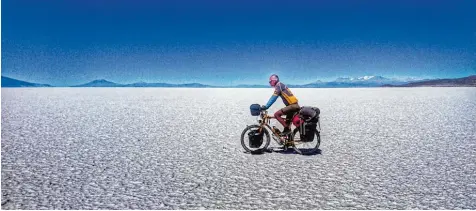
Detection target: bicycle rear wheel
<box><xmin>240</xmin><ymin>125</ymin><xmax>271</xmax><ymax>153</ymax></box>
<box><xmin>291</xmin><ymin>127</ymin><xmax>320</xmax><ymax>155</ymax></box>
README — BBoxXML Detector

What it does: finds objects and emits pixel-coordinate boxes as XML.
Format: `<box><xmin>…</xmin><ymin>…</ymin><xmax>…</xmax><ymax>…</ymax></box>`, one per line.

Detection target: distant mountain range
<box><xmin>381</xmin><ymin>75</ymin><xmax>476</xmax><ymax>87</ymax></box>
<box><xmin>70</xmin><ymin>79</ymin><xmax>214</xmax><ymax>88</ymax></box>
<box><xmin>2</xmin><ymin>75</ymin><xmax>475</xmax><ymax>88</ymax></box>
<box><xmin>287</xmin><ymin>75</ymin><xmax>441</xmax><ymax>88</ymax></box>
<box><xmin>289</xmin><ymin>76</ymin><xmax>406</xmax><ymax>88</ymax></box>
<box><xmin>70</xmin><ymin>79</ymin><xmax>122</xmax><ymax>87</ymax></box>
<box><xmin>1</xmin><ymin>76</ymin><xmax>53</xmax><ymax>87</ymax></box>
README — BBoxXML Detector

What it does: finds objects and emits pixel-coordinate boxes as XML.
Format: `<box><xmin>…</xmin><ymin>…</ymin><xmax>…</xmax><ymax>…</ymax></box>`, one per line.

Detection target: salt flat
<box><xmin>2</xmin><ymin>87</ymin><xmax>476</xmax><ymax>209</ymax></box>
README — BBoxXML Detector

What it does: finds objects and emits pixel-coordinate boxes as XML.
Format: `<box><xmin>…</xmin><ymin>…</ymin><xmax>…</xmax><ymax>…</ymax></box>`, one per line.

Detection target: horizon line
<box><xmin>3</xmin><ymin>74</ymin><xmax>476</xmax><ymax>88</ymax></box>
<box><xmin>1</xmin><ymin>74</ymin><xmax>459</xmax><ymax>87</ymax></box>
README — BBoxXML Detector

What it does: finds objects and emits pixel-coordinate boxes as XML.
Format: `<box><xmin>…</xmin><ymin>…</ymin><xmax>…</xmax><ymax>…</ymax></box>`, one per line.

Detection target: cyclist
<box><xmin>260</xmin><ymin>74</ymin><xmax>300</xmax><ymax>135</ymax></box>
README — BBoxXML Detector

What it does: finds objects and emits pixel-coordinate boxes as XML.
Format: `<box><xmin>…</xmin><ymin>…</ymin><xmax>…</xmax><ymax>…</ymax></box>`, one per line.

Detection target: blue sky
<box><xmin>2</xmin><ymin>0</ymin><xmax>476</xmax><ymax>86</ymax></box>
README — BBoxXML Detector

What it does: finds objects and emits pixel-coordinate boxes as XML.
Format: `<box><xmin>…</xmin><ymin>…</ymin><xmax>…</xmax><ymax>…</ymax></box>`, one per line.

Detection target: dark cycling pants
<box><xmin>274</xmin><ymin>103</ymin><xmax>300</xmax><ymax>128</ymax></box>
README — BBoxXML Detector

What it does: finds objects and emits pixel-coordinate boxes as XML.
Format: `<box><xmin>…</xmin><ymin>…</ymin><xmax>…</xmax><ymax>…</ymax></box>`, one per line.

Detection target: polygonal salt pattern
<box><xmin>1</xmin><ymin>87</ymin><xmax>475</xmax><ymax>209</ymax></box>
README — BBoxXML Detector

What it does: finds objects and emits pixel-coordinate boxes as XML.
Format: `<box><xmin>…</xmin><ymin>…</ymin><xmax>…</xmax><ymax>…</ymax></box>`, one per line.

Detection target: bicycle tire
<box><xmin>291</xmin><ymin>127</ymin><xmax>321</xmax><ymax>155</ymax></box>
<box><xmin>240</xmin><ymin>125</ymin><xmax>271</xmax><ymax>153</ymax></box>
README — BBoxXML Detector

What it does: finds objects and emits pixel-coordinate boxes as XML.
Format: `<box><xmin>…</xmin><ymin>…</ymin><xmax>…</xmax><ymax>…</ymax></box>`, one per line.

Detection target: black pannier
<box><xmin>248</xmin><ymin>129</ymin><xmax>264</xmax><ymax>148</ymax></box>
<box><xmin>250</xmin><ymin>104</ymin><xmax>261</xmax><ymax>116</ymax></box>
<box><xmin>300</xmin><ymin>122</ymin><xmax>317</xmax><ymax>142</ymax></box>
<box><xmin>298</xmin><ymin>106</ymin><xmax>320</xmax><ymax>142</ymax></box>
<box><xmin>299</xmin><ymin>106</ymin><xmax>320</xmax><ymax>121</ymax></box>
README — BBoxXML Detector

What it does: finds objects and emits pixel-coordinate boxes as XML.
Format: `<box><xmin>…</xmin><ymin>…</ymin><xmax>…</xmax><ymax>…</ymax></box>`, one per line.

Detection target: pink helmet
<box><xmin>292</xmin><ymin>114</ymin><xmax>302</xmax><ymax>127</ymax></box>
<box><xmin>269</xmin><ymin>74</ymin><xmax>279</xmax><ymax>87</ymax></box>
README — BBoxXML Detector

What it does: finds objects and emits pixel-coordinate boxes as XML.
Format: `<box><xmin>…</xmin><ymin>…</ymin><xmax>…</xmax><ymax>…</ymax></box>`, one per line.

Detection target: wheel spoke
<box><xmin>240</xmin><ymin>125</ymin><xmax>271</xmax><ymax>153</ymax></box>
<box><xmin>292</xmin><ymin>128</ymin><xmax>320</xmax><ymax>155</ymax></box>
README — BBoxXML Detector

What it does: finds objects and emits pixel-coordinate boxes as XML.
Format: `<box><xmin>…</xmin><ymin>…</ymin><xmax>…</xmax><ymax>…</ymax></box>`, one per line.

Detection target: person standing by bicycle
<box><xmin>260</xmin><ymin>74</ymin><xmax>300</xmax><ymax>135</ymax></box>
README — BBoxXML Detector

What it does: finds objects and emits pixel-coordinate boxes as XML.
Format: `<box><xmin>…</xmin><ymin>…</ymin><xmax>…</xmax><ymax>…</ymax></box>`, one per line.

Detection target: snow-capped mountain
<box><xmin>383</xmin><ymin>75</ymin><xmax>476</xmax><ymax>87</ymax></box>
<box><xmin>328</xmin><ymin>75</ymin><xmax>403</xmax><ymax>87</ymax></box>
<box><xmin>335</xmin><ymin>76</ymin><xmax>393</xmax><ymax>83</ymax></box>
<box><xmin>290</xmin><ymin>75</ymin><xmax>422</xmax><ymax>88</ymax></box>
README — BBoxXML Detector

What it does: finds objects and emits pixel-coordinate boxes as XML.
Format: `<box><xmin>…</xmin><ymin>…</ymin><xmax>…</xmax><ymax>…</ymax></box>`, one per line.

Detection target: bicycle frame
<box><xmin>256</xmin><ymin>110</ymin><xmax>290</xmax><ymax>144</ymax></box>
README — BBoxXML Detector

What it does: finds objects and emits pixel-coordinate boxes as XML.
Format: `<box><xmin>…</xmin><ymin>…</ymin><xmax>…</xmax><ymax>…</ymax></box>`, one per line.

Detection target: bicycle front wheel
<box><xmin>291</xmin><ymin>127</ymin><xmax>321</xmax><ymax>155</ymax></box>
<box><xmin>240</xmin><ymin>125</ymin><xmax>271</xmax><ymax>153</ymax></box>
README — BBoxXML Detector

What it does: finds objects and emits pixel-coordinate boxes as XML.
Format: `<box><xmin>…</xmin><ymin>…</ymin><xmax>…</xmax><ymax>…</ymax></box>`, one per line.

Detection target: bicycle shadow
<box><xmin>246</xmin><ymin>147</ymin><xmax>322</xmax><ymax>156</ymax></box>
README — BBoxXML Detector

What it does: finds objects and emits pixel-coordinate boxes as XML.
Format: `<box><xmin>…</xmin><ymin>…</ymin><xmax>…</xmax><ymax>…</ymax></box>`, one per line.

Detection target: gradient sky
<box><xmin>2</xmin><ymin>0</ymin><xmax>476</xmax><ymax>86</ymax></box>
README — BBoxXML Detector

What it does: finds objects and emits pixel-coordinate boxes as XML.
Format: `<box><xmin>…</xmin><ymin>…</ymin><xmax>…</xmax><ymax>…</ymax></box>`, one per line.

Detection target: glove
<box><xmin>260</xmin><ymin>105</ymin><xmax>267</xmax><ymax>110</ymax></box>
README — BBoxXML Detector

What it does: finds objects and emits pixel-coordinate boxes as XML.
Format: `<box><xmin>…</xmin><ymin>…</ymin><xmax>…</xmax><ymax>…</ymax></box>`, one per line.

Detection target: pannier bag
<box><xmin>299</xmin><ymin>106</ymin><xmax>320</xmax><ymax>122</ymax></box>
<box><xmin>248</xmin><ymin>129</ymin><xmax>264</xmax><ymax>148</ymax></box>
<box><xmin>250</xmin><ymin>104</ymin><xmax>261</xmax><ymax>116</ymax></box>
<box><xmin>298</xmin><ymin>106</ymin><xmax>320</xmax><ymax>142</ymax></box>
<box><xmin>300</xmin><ymin>122</ymin><xmax>317</xmax><ymax>142</ymax></box>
